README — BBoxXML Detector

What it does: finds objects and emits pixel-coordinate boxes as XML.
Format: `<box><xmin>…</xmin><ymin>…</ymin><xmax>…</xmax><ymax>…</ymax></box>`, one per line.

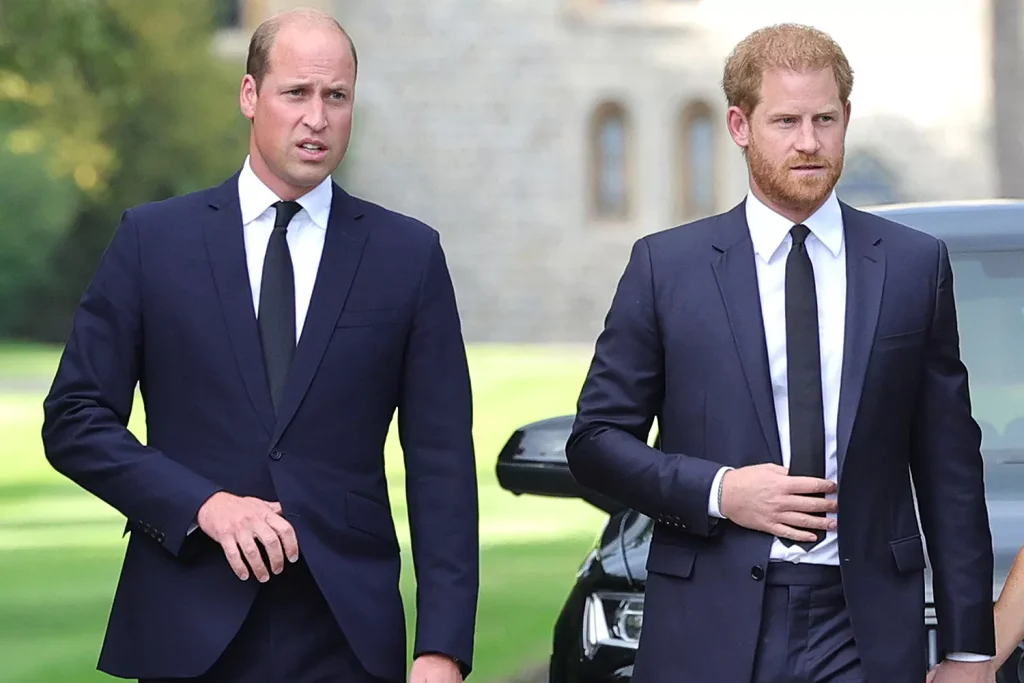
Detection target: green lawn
<box><xmin>0</xmin><ymin>344</ymin><xmax>608</xmax><ymax>683</ymax></box>
<box><xmin>0</xmin><ymin>343</ymin><xmax>65</xmax><ymax>378</ymax></box>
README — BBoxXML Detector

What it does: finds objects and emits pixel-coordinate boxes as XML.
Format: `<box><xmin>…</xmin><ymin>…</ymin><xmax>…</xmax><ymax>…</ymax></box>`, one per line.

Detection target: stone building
<box><xmin>213</xmin><ymin>0</ymin><xmax>1001</xmax><ymax>342</ymax></box>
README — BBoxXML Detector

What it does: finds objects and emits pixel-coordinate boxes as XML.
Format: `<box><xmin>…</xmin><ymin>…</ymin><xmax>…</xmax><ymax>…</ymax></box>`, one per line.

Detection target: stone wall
<box><xmin>333</xmin><ymin>0</ymin><xmax>744</xmax><ymax>342</ymax></box>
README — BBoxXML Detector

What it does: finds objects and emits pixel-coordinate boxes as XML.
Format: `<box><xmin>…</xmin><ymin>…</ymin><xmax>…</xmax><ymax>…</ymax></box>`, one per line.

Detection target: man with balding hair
<box><xmin>566</xmin><ymin>23</ymin><xmax>994</xmax><ymax>683</ymax></box>
<box><xmin>42</xmin><ymin>9</ymin><xmax>478</xmax><ymax>683</ymax></box>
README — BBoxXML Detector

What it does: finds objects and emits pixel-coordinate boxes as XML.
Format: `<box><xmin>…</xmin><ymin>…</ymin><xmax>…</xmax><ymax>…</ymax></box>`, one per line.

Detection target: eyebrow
<box><xmin>766</xmin><ymin>108</ymin><xmax>840</xmax><ymax>118</ymax></box>
<box><xmin>281</xmin><ymin>81</ymin><xmax>351</xmax><ymax>90</ymax></box>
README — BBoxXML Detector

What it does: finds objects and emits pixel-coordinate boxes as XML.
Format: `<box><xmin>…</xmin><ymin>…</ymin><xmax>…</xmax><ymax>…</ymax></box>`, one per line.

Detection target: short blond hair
<box><xmin>722</xmin><ymin>23</ymin><xmax>853</xmax><ymax>116</ymax></box>
<box><xmin>246</xmin><ymin>8</ymin><xmax>358</xmax><ymax>91</ymax></box>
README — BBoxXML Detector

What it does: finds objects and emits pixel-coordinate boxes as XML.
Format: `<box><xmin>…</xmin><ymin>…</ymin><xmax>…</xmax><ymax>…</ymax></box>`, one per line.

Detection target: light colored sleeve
<box><xmin>943</xmin><ymin>653</ymin><xmax>991</xmax><ymax>662</ymax></box>
<box><xmin>707</xmin><ymin>466</ymin><xmax>732</xmax><ymax>518</ymax></box>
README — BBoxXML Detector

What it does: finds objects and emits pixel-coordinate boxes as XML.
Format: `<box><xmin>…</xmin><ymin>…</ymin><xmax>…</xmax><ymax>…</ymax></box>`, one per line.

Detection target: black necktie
<box><xmin>782</xmin><ymin>224</ymin><xmax>827</xmax><ymax>550</ymax></box>
<box><xmin>259</xmin><ymin>200</ymin><xmax>302</xmax><ymax>412</ymax></box>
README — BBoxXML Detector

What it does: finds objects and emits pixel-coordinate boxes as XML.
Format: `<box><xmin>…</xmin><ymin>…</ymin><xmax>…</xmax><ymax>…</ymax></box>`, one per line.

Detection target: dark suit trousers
<box><xmin>751</xmin><ymin>563</ymin><xmax>865</xmax><ymax>683</ymax></box>
<box><xmin>139</xmin><ymin>559</ymin><xmax>384</xmax><ymax>683</ymax></box>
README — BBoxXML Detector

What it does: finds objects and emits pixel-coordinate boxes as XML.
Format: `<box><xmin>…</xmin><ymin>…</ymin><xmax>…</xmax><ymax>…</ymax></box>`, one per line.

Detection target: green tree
<box><xmin>0</xmin><ymin>0</ymin><xmax>250</xmax><ymax>339</ymax></box>
<box><xmin>0</xmin><ymin>120</ymin><xmax>79</xmax><ymax>335</ymax></box>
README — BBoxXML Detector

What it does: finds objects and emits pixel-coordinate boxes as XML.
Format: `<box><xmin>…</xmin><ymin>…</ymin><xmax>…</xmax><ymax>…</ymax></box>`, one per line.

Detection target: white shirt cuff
<box><xmin>944</xmin><ymin>652</ymin><xmax>992</xmax><ymax>662</ymax></box>
<box><xmin>707</xmin><ymin>466</ymin><xmax>732</xmax><ymax>518</ymax></box>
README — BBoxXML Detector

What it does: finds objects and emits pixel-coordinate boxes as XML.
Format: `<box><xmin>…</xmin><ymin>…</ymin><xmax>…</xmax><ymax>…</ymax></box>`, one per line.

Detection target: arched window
<box><xmin>678</xmin><ymin>101</ymin><xmax>716</xmax><ymax>220</ymax></box>
<box><xmin>589</xmin><ymin>101</ymin><xmax>632</xmax><ymax>220</ymax></box>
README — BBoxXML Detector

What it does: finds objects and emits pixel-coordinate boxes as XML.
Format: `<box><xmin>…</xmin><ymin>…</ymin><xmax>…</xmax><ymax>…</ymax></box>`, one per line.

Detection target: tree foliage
<box><xmin>0</xmin><ymin>0</ymin><xmax>251</xmax><ymax>339</ymax></box>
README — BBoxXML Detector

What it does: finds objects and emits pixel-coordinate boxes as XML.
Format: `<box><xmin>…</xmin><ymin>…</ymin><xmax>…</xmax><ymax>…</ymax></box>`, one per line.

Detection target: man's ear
<box><xmin>726</xmin><ymin>105</ymin><xmax>751</xmax><ymax>151</ymax></box>
<box><xmin>240</xmin><ymin>74</ymin><xmax>258</xmax><ymax>121</ymax></box>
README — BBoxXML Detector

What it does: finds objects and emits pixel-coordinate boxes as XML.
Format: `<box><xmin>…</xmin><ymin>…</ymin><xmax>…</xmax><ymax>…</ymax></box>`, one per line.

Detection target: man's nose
<box><xmin>794</xmin><ymin>120</ymin><xmax>821</xmax><ymax>155</ymax></box>
<box><xmin>303</xmin><ymin>100</ymin><xmax>327</xmax><ymax>132</ymax></box>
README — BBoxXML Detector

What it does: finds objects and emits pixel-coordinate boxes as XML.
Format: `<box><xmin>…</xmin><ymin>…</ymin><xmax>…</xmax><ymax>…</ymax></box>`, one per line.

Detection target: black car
<box><xmin>496</xmin><ymin>200</ymin><xmax>1024</xmax><ymax>682</ymax></box>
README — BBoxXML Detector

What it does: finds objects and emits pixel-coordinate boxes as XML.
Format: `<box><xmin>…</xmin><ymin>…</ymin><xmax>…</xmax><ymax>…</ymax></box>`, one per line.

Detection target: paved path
<box><xmin>0</xmin><ymin>377</ymin><xmax>50</xmax><ymax>393</ymax></box>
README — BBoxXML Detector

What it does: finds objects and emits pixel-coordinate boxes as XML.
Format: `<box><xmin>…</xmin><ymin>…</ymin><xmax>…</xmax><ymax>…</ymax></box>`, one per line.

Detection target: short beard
<box><xmin>747</xmin><ymin>134</ymin><xmax>843</xmax><ymax>218</ymax></box>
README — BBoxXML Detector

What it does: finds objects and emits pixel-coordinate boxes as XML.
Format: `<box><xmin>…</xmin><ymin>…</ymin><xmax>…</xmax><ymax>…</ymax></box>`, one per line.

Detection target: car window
<box><xmin>951</xmin><ymin>249</ymin><xmax>1024</xmax><ymax>489</ymax></box>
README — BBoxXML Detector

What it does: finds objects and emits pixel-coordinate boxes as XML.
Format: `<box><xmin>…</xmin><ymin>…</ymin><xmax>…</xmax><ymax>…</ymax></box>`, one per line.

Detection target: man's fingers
<box><xmin>236</xmin><ymin>532</ymin><xmax>271</xmax><ymax>582</ymax></box>
<box><xmin>784</xmin><ymin>494</ymin><xmax>838</xmax><ymax>514</ymax></box>
<box><xmin>769</xmin><ymin>522</ymin><xmax>822</xmax><ymax>543</ymax></box>
<box><xmin>783</xmin><ymin>476</ymin><xmax>837</xmax><ymax>495</ymax></box>
<box><xmin>203</xmin><ymin>498</ymin><xmax>295</xmax><ymax>580</ymax></box>
<box><xmin>219</xmin><ymin>539</ymin><xmax>249</xmax><ymax>580</ymax></box>
<box><xmin>778</xmin><ymin>511</ymin><xmax>835</xmax><ymax>531</ymax></box>
<box><xmin>253</xmin><ymin>521</ymin><xmax>286</xmax><ymax>575</ymax></box>
<box><xmin>266</xmin><ymin>514</ymin><xmax>300</xmax><ymax>563</ymax></box>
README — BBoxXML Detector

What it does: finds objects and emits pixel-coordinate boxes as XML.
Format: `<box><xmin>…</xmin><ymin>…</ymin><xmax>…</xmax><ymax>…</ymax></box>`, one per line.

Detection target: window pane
<box><xmin>949</xmin><ymin>249</ymin><xmax>1024</xmax><ymax>492</ymax></box>
<box><xmin>687</xmin><ymin>113</ymin><xmax>714</xmax><ymax>216</ymax></box>
<box><xmin>598</xmin><ymin>115</ymin><xmax>627</xmax><ymax>215</ymax></box>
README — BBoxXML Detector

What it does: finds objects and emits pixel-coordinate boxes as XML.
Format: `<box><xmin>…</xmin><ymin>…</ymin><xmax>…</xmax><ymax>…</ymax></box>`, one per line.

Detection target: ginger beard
<box><xmin>747</xmin><ymin>130</ymin><xmax>844</xmax><ymax>218</ymax></box>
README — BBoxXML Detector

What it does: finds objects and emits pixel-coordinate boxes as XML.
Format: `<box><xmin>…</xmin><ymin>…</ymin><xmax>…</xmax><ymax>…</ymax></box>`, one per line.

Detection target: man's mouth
<box><xmin>299</xmin><ymin>142</ymin><xmax>326</xmax><ymax>152</ymax></box>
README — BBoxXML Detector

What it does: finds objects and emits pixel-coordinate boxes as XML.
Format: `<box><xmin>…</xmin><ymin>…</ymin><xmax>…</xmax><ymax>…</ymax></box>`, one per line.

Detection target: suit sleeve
<box><xmin>398</xmin><ymin>232</ymin><xmax>479</xmax><ymax>677</ymax></box>
<box><xmin>41</xmin><ymin>209</ymin><xmax>222</xmax><ymax>558</ymax></box>
<box><xmin>909</xmin><ymin>238</ymin><xmax>995</xmax><ymax>656</ymax></box>
<box><xmin>565</xmin><ymin>237</ymin><xmax>723</xmax><ymax>536</ymax></box>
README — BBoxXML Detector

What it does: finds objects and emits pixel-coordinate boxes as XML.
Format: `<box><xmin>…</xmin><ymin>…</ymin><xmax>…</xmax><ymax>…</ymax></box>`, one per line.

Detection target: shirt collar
<box><xmin>745</xmin><ymin>188</ymin><xmax>843</xmax><ymax>262</ymax></box>
<box><xmin>237</xmin><ymin>155</ymin><xmax>333</xmax><ymax>230</ymax></box>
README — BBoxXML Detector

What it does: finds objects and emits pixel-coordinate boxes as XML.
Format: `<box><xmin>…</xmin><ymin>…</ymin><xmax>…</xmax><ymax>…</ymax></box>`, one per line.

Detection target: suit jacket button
<box><xmin>269</xmin><ymin>449</ymin><xmax>283</xmax><ymax>461</ymax></box>
<box><xmin>751</xmin><ymin>565</ymin><xmax>765</xmax><ymax>581</ymax></box>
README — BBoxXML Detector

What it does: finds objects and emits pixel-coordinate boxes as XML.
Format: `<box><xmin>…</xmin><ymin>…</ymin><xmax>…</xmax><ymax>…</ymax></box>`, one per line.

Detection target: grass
<box><xmin>0</xmin><ymin>343</ymin><xmax>64</xmax><ymax>378</ymax></box>
<box><xmin>0</xmin><ymin>344</ymin><xmax>608</xmax><ymax>683</ymax></box>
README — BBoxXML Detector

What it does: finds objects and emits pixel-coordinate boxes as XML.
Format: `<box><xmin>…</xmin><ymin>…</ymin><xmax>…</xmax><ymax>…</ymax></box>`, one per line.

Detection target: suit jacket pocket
<box><xmin>875</xmin><ymin>327</ymin><xmax>926</xmax><ymax>351</ymax></box>
<box><xmin>889</xmin><ymin>534</ymin><xmax>926</xmax><ymax>573</ymax></box>
<box><xmin>345</xmin><ymin>492</ymin><xmax>399</xmax><ymax>550</ymax></box>
<box><xmin>336</xmin><ymin>307</ymin><xmax>400</xmax><ymax>328</ymax></box>
<box><xmin>645</xmin><ymin>540</ymin><xmax>696</xmax><ymax>579</ymax></box>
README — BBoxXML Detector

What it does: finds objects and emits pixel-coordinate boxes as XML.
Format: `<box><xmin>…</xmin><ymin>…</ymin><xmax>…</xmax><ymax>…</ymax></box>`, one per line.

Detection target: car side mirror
<box><xmin>495</xmin><ymin>415</ymin><xmax>625</xmax><ymax>515</ymax></box>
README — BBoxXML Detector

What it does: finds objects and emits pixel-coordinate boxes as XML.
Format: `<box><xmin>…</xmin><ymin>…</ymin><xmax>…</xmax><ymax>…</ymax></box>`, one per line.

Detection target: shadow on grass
<box><xmin>0</xmin><ymin>533</ymin><xmax>597</xmax><ymax>683</ymax></box>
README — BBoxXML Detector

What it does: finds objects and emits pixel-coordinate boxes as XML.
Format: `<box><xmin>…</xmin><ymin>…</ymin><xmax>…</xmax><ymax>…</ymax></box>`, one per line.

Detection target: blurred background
<box><xmin>0</xmin><ymin>0</ymin><xmax>1020</xmax><ymax>680</ymax></box>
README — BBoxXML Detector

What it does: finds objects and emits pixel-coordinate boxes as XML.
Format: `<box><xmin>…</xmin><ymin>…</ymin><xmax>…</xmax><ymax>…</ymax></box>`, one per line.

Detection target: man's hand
<box><xmin>197</xmin><ymin>492</ymin><xmax>299</xmax><ymax>582</ymax></box>
<box><xmin>719</xmin><ymin>464</ymin><xmax>837</xmax><ymax>543</ymax></box>
<box><xmin>409</xmin><ymin>654</ymin><xmax>462</xmax><ymax>683</ymax></box>
<box><xmin>926</xmin><ymin>659</ymin><xmax>994</xmax><ymax>683</ymax></box>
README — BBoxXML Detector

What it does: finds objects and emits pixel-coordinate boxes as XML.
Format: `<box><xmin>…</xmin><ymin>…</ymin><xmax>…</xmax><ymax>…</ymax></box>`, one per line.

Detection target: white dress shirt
<box><xmin>705</xmin><ymin>189</ymin><xmax>986</xmax><ymax>663</ymax></box>
<box><xmin>238</xmin><ymin>156</ymin><xmax>334</xmax><ymax>339</ymax></box>
<box><xmin>707</xmin><ymin>189</ymin><xmax>845</xmax><ymax>566</ymax></box>
<box><xmin>185</xmin><ymin>157</ymin><xmax>332</xmax><ymax>536</ymax></box>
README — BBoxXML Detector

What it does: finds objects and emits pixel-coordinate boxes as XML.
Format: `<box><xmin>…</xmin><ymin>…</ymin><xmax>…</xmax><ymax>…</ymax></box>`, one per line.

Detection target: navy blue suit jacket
<box><xmin>41</xmin><ymin>173</ymin><xmax>479</xmax><ymax>681</ymax></box>
<box><xmin>565</xmin><ymin>201</ymin><xmax>994</xmax><ymax>683</ymax></box>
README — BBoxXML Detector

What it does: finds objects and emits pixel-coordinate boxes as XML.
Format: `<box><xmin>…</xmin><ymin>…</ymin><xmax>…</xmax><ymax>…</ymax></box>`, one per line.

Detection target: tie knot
<box><xmin>272</xmin><ymin>200</ymin><xmax>302</xmax><ymax>230</ymax></box>
<box><xmin>790</xmin><ymin>224</ymin><xmax>810</xmax><ymax>246</ymax></box>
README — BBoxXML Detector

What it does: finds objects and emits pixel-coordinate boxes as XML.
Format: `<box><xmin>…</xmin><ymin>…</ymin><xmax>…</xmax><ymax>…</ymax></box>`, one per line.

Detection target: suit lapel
<box><xmin>836</xmin><ymin>203</ymin><xmax>886</xmax><ymax>478</ymax></box>
<box><xmin>270</xmin><ymin>185</ymin><xmax>369</xmax><ymax>445</ymax></box>
<box><xmin>202</xmin><ymin>173</ymin><xmax>276</xmax><ymax>435</ymax></box>
<box><xmin>710</xmin><ymin>202</ymin><xmax>784</xmax><ymax>465</ymax></box>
